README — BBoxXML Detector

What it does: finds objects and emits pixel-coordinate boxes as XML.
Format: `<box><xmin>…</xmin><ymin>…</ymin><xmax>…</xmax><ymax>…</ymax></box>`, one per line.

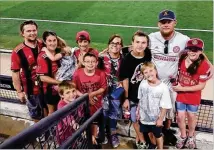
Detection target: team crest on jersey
<box><xmin>173</xmin><ymin>46</ymin><xmax>180</xmax><ymax>53</ymax></box>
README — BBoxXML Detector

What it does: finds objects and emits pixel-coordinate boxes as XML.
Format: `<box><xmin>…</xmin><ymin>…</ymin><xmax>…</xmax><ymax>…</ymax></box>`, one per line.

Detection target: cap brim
<box><xmin>185</xmin><ymin>46</ymin><xmax>203</xmax><ymax>51</ymax></box>
<box><xmin>159</xmin><ymin>18</ymin><xmax>175</xmax><ymax>21</ymax></box>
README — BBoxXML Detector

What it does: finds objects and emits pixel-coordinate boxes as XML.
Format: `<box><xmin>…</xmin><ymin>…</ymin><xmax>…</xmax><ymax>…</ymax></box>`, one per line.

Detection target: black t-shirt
<box><xmin>119</xmin><ymin>52</ymin><xmax>151</xmax><ymax>103</ymax></box>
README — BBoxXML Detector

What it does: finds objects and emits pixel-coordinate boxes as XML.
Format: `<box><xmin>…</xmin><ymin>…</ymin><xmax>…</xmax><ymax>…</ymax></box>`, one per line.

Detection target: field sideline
<box><xmin>0</xmin><ymin>1</ymin><xmax>213</xmax><ymax>62</ymax></box>
<box><xmin>1</xmin><ymin>17</ymin><xmax>213</xmax><ymax>32</ymax></box>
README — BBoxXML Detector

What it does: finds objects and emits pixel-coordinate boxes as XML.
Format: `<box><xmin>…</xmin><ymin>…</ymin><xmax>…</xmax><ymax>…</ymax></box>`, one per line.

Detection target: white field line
<box><xmin>0</xmin><ymin>17</ymin><xmax>213</xmax><ymax>33</ymax></box>
<box><xmin>0</xmin><ymin>49</ymin><xmax>12</xmax><ymax>53</ymax></box>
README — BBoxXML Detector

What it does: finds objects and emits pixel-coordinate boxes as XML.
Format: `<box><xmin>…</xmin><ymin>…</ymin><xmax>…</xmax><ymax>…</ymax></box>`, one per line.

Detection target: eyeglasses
<box><xmin>164</xmin><ymin>40</ymin><xmax>169</xmax><ymax>54</ymax></box>
<box><xmin>84</xmin><ymin>61</ymin><xmax>96</xmax><ymax>64</ymax></box>
<box><xmin>110</xmin><ymin>42</ymin><xmax>121</xmax><ymax>46</ymax></box>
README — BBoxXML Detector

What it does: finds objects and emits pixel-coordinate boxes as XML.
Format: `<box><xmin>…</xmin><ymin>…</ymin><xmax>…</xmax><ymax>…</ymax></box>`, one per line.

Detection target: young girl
<box><xmin>173</xmin><ymin>38</ymin><xmax>210</xmax><ymax>149</ymax></box>
<box><xmin>137</xmin><ymin>62</ymin><xmax>172</xmax><ymax>149</ymax></box>
<box><xmin>42</xmin><ymin>36</ymin><xmax>77</xmax><ymax>81</ymax></box>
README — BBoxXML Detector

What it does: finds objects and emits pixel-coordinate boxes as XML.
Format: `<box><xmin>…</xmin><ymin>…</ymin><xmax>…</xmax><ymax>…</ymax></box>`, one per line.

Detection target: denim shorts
<box><xmin>130</xmin><ymin>101</ymin><xmax>137</xmax><ymax>123</ymax></box>
<box><xmin>139</xmin><ymin>122</ymin><xmax>162</xmax><ymax>138</ymax></box>
<box><xmin>26</xmin><ymin>94</ymin><xmax>47</xmax><ymax>120</ymax></box>
<box><xmin>176</xmin><ymin>101</ymin><xmax>199</xmax><ymax>113</ymax></box>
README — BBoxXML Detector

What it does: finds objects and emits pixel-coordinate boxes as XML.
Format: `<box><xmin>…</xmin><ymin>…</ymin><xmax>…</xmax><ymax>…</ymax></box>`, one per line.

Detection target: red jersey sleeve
<box><xmin>11</xmin><ymin>51</ymin><xmax>21</xmax><ymax>71</ymax></box>
<box><xmin>93</xmin><ymin>49</ymin><xmax>99</xmax><ymax>58</ymax></box>
<box><xmin>198</xmin><ymin>60</ymin><xmax>210</xmax><ymax>82</ymax></box>
<box><xmin>36</xmin><ymin>54</ymin><xmax>48</xmax><ymax>75</ymax></box>
<box><xmin>72</xmin><ymin>69</ymin><xmax>80</xmax><ymax>86</ymax></box>
<box><xmin>99</xmin><ymin>70</ymin><xmax>107</xmax><ymax>90</ymax></box>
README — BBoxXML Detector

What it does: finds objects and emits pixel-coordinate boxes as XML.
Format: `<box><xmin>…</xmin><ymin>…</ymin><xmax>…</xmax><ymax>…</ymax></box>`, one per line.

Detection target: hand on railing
<box><xmin>17</xmin><ymin>92</ymin><xmax>26</xmax><ymax>103</ymax></box>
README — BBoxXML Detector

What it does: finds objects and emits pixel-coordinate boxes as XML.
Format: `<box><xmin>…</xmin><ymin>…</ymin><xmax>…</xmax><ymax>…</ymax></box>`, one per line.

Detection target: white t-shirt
<box><xmin>138</xmin><ymin>80</ymin><xmax>172</xmax><ymax>125</ymax></box>
<box><xmin>149</xmin><ymin>31</ymin><xmax>190</xmax><ymax>87</ymax></box>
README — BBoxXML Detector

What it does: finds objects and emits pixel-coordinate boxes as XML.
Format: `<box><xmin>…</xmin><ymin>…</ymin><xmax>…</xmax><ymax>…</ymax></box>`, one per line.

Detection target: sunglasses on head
<box><xmin>164</xmin><ymin>40</ymin><xmax>169</xmax><ymax>54</ymax></box>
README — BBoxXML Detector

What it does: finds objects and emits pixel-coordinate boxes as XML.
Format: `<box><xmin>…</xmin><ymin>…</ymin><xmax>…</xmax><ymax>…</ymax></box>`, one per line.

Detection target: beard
<box><xmin>160</xmin><ymin>30</ymin><xmax>174</xmax><ymax>38</ymax></box>
<box><xmin>27</xmin><ymin>38</ymin><xmax>37</xmax><ymax>43</ymax></box>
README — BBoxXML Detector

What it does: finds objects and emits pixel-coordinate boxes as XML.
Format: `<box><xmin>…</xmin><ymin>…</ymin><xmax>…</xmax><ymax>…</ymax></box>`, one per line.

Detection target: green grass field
<box><xmin>0</xmin><ymin>1</ymin><xmax>213</xmax><ymax>62</ymax></box>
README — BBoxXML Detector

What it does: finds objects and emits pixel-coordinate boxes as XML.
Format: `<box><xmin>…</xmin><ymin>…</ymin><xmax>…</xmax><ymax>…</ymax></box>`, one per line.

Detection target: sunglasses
<box><xmin>164</xmin><ymin>40</ymin><xmax>169</xmax><ymax>54</ymax></box>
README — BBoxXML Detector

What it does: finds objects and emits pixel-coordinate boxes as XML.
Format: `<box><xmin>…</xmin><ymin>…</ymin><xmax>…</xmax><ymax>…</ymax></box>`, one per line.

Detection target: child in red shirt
<box><xmin>74</xmin><ymin>30</ymin><xmax>99</xmax><ymax>68</ymax></box>
<box><xmin>73</xmin><ymin>52</ymin><xmax>107</xmax><ymax>145</ymax></box>
<box><xmin>173</xmin><ymin>38</ymin><xmax>210</xmax><ymax>149</ymax></box>
<box><xmin>56</xmin><ymin>81</ymin><xmax>79</xmax><ymax>145</ymax></box>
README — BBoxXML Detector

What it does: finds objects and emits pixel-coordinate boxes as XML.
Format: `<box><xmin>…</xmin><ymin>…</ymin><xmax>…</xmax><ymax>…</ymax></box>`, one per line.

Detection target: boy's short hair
<box><xmin>141</xmin><ymin>62</ymin><xmax>157</xmax><ymax>74</ymax></box>
<box><xmin>83</xmin><ymin>52</ymin><xmax>97</xmax><ymax>61</ymax></box>
<box><xmin>20</xmin><ymin>20</ymin><xmax>38</xmax><ymax>33</ymax></box>
<box><xmin>58</xmin><ymin>81</ymin><xmax>76</xmax><ymax>96</ymax></box>
<box><xmin>132</xmin><ymin>30</ymin><xmax>150</xmax><ymax>47</ymax></box>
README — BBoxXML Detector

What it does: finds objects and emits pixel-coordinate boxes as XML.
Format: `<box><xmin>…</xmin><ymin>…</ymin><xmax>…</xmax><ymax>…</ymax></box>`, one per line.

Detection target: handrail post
<box><xmin>85</xmin><ymin>94</ymin><xmax>93</xmax><ymax>149</ymax></box>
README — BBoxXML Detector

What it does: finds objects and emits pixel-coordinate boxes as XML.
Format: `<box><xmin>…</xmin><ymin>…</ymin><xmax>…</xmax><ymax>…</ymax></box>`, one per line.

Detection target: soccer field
<box><xmin>0</xmin><ymin>1</ymin><xmax>213</xmax><ymax>62</ymax></box>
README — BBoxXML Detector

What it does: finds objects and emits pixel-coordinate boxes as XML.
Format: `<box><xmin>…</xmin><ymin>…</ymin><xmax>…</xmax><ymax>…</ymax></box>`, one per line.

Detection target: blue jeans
<box><xmin>103</xmin><ymin>94</ymin><xmax>122</xmax><ymax>133</ymax></box>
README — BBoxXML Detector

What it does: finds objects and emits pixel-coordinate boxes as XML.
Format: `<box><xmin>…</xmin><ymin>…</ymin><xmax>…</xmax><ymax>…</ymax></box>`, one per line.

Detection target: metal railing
<box><xmin>0</xmin><ymin>92</ymin><xmax>104</xmax><ymax>149</ymax></box>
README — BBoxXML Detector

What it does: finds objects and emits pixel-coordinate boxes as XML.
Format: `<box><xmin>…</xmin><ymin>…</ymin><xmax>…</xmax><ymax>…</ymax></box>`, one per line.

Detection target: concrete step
<box><xmin>102</xmin><ymin>120</ymin><xmax>213</xmax><ymax>149</ymax></box>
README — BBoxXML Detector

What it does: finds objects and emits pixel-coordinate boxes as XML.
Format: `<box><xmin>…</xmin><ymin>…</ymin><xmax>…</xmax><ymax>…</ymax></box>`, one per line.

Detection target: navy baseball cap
<box><xmin>159</xmin><ymin>10</ymin><xmax>176</xmax><ymax>21</ymax></box>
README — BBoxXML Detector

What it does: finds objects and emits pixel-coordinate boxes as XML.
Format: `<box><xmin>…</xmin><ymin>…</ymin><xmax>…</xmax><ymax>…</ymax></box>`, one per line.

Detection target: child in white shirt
<box><xmin>136</xmin><ymin>62</ymin><xmax>172</xmax><ymax>149</ymax></box>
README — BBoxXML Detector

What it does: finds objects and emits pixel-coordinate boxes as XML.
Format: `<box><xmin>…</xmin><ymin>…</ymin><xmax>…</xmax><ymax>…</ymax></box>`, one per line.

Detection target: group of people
<box><xmin>11</xmin><ymin>9</ymin><xmax>213</xmax><ymax>149</ymax></box>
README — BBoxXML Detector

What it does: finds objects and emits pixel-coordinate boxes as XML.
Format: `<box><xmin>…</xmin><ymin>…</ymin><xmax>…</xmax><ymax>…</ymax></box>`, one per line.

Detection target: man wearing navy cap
<box><xmin>149</xmin><ymin>10</ymin><xmax>213</xmax><ymax>145</ymax></box>
<box><xmin>149</xmin><ymin>10</ymin><xmax>189</xmax><ymax>136</ymax></box>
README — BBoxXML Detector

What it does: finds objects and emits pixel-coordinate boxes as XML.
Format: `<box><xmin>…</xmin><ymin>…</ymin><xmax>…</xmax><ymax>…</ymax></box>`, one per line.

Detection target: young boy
<box><xmin>74</xmin><ymin>30</ymin><xmax>99</xmax><ymax>68</ymax></box>
<box><xmin>56</xmin><ymin>81</ymin><xmax>78</xmax><ymax>145</ymax></box>
<box><xmin>136</xmin><ymin>62</ymin><xmax>172</xmax><ymax>149</ymax></box>
<box><xmin>72</xmin><ymin>52</ymin><xmax>107</xmax><ymax>145</ymax></box>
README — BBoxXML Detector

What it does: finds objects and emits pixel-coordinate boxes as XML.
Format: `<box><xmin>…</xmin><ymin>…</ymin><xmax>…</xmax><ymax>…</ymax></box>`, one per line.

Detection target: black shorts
<box><xmin>139</xmin><ymin>122</ymin><xmax>162</xmax><ymax>138</ymax></box>
<box><xmin>26</xmin><ymin>94</ymin><xmax>46</xmax><ymax>120</ymax></box>
<box><xmin>44</xmin><ymin>92</ymin><xmax>60</xmax><ymax>105</ymax></box>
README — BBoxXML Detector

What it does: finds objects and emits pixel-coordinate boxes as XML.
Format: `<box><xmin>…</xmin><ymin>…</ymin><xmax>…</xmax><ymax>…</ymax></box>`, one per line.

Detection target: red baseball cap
<box><xmin>76</xmin><ymin>30</ymin><xmax>90</xmax><ymax>43</ymax></box>
<box><xmin>185</xmin><ymin>38</ymin><xmax>204</xmax><ymax>51</ymax></box>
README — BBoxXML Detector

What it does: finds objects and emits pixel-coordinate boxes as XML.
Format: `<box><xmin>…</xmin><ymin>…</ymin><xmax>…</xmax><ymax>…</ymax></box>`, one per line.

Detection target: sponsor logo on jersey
<box><xmin>154</xmin><ymin>55</ymin><xmax>176</xmax><ymax>62</ymax></box>
<box><xmin>173</xmin><ymin>46</ymin><xmax>180</xmax><ymax>53</ymax></box>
